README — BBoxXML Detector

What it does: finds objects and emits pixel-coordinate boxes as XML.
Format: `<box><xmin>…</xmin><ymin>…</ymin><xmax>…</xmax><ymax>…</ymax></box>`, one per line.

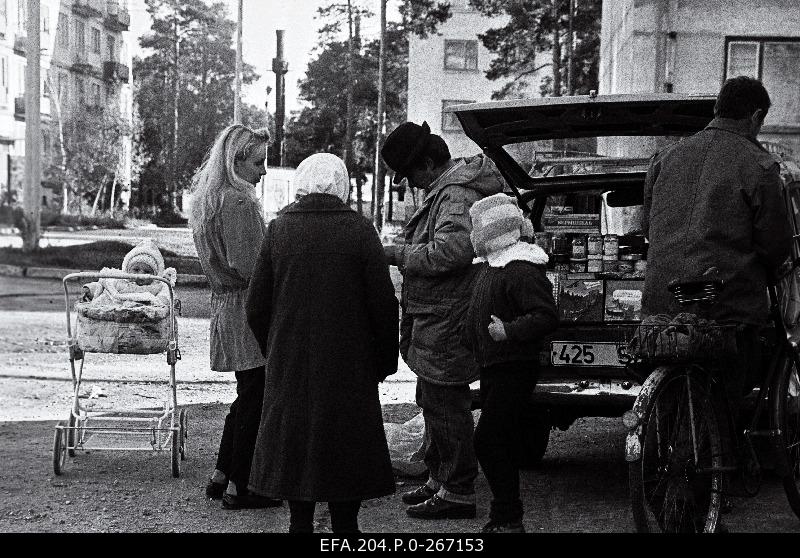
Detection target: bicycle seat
<box><xmin>668</xmin><ymin>270</ymin><xmax>723</xmax><ymax>306</ymax></box>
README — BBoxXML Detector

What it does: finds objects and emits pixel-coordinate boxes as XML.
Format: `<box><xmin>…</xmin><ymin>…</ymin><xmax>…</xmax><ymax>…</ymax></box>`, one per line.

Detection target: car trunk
<box><xmin>449</xmin><ymin>94</ymin><xmax>717</xmax><ymax>386</ymax></box>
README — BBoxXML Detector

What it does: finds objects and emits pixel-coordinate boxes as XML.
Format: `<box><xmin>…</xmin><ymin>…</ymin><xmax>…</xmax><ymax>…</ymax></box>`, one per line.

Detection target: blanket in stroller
<box><xmin>74</xmin><ymin>268</ymin><xmax>178</xmax><ymax>354</ymax></box>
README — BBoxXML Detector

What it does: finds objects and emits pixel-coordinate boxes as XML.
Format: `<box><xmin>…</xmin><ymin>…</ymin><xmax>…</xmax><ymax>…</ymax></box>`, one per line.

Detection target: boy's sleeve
<box><xmin>502</xmin><ymin>265</ymin><xmax>559</xmax><ymax>342</ymax></box>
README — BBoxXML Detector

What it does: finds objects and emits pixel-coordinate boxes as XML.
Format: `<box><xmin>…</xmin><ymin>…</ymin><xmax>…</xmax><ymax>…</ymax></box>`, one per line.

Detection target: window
<box><xmin>58</xmin><ymin>71</ymin><xmax>68</xmax><ymax>103</ymax></box>
<box><xmin>444</xmin><ymin>39</ymin><xmax>478</xmax><ymax>71</ymax></box>
<box><xmin>0</xmin><ymin>0</ymin><xmax>7</xmax><ymax>35</ymax></box>
<box><xmin>107</xmin><ymin>34</ymin><xmax>116</xmax><ymax>61</ymax></box>
<box><xmin>74</xmin><ymin>19</ymin><xmax>85</xmax><ymax>54</ymax></box>
<box><xmin>16</xmin><ymin>0</ymin><xmax>24</xmax><ymax>32</ymax></box>
<box><xmin>0</xmin><ymin>57</ymin><xmax>7</xmax><ymax>105</ymax></box>
<box><xmin>726</xmin><ymin>38</ymin><xmax>800</xmax><ymax>127</ymax></box>
<box><xmin>91</xmin><ymin>27</ymin><xmax>100</xmax><ymax>53</ymax></box>
<box><xmin>91</xmin><ymin>82</ymin><xmax>101</xmax><ymax>107</ymax></box>
<box><xmin>75</xmin><ymin>76</ymin><xmax>85</xmax><ymax>105</ymax></box>
<box><xmin>57</xmin><ymin>12</ymin><xmax>68</xmax><ymax>48</ymax></box>
<box><xmin>442</xmin><ymin>99</ymin><xmax>474</xmax><ymax>132</ymax></box>
<box><xmin>41</xmin><ymin>5</ymin><xmax>48</xmax><ymax>35</ymax></box>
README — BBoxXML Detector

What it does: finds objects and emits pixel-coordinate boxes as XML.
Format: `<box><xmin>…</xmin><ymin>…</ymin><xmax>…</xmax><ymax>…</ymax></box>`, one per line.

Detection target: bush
<box><xmin>0</xmin><ymin>205</ymin><xmax>14</xmax><ymax>225</ymax></box>
<box><xmin>153</xmin><ymin>209</ymin><xmax>188</xmax><ymax>227</ymax></box>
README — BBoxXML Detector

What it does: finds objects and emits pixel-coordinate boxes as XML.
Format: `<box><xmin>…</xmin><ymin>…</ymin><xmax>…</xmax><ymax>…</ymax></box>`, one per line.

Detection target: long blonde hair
<box><xmin>189</xmin><ymin>124</ymin><xmax>270</xmax><ymax>231</ymax></box>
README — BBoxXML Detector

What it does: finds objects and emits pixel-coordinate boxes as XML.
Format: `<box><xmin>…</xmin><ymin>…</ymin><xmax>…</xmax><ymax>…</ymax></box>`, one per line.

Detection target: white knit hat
<box><xmin>122</xmin><ymin>239</ymin><xmax>165</xmax><ymax>276</ymax></box>
<box><xmin>469</xmin><ymin>193</ymin><xmax>529</xmax><ymax>257</ymax></box>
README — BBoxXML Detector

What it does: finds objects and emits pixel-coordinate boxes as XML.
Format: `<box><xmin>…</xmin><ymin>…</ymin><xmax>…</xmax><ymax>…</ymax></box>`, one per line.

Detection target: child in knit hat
<box><xmin>81</xmin><ymin>239</ymin><xmax>176</xmax><ymax>310</ymax></box>
<box><xmin>462</xmin><ymin>193</ymin><xmax>558</xmax><ymax>533</ymax></box>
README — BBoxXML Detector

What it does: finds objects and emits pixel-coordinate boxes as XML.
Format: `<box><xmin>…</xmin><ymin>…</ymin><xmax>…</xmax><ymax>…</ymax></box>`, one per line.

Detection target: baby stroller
<box><xmin>52</xmin><ymin>271</ymin><xmax>187</xmax><ymax>477</ymax></box>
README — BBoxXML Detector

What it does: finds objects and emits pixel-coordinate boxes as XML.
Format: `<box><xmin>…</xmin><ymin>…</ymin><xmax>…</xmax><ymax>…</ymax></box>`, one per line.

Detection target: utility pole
<box><xmin>234</xmin><ymin>0</ymin><xmax>242</xmax><ymax>124</ymax></box>
<box><xmin>372</xmin><ymin>0</ymin><xmax>386</xmax><ymax>232</ymax></box>
<box><xmin>22</xmin><ymin>0</ymin><xmax>41</xmax><ymax>252</ymax></box>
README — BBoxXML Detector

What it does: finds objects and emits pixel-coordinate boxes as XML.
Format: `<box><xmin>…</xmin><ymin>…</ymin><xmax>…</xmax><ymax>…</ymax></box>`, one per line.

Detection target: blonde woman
<box><xmin>190</xmin><ymin>124</ymin><xmax>281</xmax><ymax>510</ymax></box>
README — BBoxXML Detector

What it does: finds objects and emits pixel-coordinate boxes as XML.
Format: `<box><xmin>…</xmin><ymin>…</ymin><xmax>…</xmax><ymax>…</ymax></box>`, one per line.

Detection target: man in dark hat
<box><xmin>381</xmin><ymin>121</ymin><xmax>505</xmax><ymax>520</ymax></box>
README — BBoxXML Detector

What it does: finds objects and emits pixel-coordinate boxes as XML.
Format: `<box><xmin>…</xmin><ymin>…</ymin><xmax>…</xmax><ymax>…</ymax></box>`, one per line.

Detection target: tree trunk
<box><xmin>344</xmin><ymin>0</ymin><xmax>357</xmax><ymax>210</ymax></box>
<box><xmin>567</xmin><ymin>0</ymin><xmax>574</xmax><ymax>95</ymax></box>
<box><xmin>551</xmin><ymin>0</ymin><xmax>562</xmax><ymax>97</ymax></box>
<box><xmin>171</xmin><ymin>10</ymin><xmax>180</xmax><ymax>213</ymax></box>
<box><xmin>373</xmin><ymin>0</ymin><xmax>387</xmax><ymax>231</ymax></box>
<box><xmin>91</xmin><ymin>174</ymin><xmax>108</xmax><ymax>216</ymax></box>
<box><xmin>108</xmin><ymin>171</ymin><xmax>118</xmax><ymax>214</ymax></box>
<box><xmin>47</xmin><ymin>73</ymin><xmax>69</xmax><ymax>214</ymax></box>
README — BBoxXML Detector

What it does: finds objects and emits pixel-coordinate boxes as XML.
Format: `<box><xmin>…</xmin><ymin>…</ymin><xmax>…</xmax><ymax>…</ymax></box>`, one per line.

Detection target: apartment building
<box><xmin>600</xmin><ymin>0</ymin><xmax>800</xmax><ymax>157</ymax></box>
<box><xmin>0</xmin><ymin>0</ymin><xmax>132</xmax><ymax>210</ymax></box>
<box><xmin>407</xmin><ymin>0</ymin><xmax>531</xmax><ymax>158</ymax></box>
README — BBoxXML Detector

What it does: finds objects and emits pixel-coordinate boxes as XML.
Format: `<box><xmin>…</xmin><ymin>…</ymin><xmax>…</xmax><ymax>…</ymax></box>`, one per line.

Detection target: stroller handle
<box><xmin>62</xmin><ymin>272</ymin><xmax>177</xmax><ymax>348</ymax></box>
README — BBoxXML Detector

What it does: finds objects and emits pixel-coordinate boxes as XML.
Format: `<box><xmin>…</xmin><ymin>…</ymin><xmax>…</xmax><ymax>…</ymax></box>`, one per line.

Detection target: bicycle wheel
<box><xmin>770</xmin><ymin>353</ymin><xmax>800</xmax><ymax>517</ymax></box>
<box><xmin>630</xmin><ymin>370</ymin><xmax>723</xmax><ymax>533</ymax></box>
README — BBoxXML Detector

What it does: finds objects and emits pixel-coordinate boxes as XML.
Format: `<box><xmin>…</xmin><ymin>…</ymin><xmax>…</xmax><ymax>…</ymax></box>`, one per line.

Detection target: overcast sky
<box><xmin>129</xmin><ymin>0</ymin><xmax>401</xmax><ymax>116</ymax></box>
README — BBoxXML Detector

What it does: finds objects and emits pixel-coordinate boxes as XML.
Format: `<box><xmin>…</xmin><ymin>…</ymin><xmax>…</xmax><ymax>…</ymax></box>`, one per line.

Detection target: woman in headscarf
<box><xmin>189</xmin><ymin>124</ymin><xmax>281</xmax><ymax>510</ymax></box>
<box><xmin>246</xmin><ymin>153</ymin><xmax>399</xmax><ymax>533</ymax></box>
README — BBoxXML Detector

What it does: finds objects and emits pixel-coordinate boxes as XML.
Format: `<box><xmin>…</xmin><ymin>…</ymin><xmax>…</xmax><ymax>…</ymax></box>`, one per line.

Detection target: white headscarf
<box><xmin>294</xmin><ymin>153</ymin><xmax>350</xmax><ymax>203</ymax></box>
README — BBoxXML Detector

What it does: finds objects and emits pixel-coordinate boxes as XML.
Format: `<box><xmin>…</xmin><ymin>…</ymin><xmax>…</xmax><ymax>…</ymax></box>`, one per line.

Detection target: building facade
<box><xmin>0</xmin><ymin>0</ymin><xmax>132</xmax><ymax>210</ymax></box>
<box><xmin>599</xmin><ymin>0</ymin><xmax>800</xmax><ymax>157</ymax></box>
<box><xmin>407</xmin><ymin>0</ymin><xmax>518</xmax><ymax>158</ymax></box>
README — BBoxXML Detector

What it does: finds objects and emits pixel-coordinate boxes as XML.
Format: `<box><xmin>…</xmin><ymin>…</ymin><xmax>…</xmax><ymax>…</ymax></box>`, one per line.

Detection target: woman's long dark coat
<box><xmin>245</xmin><ymin>193</ymin><xmax>399</xmax><ymax>502</ymax></box>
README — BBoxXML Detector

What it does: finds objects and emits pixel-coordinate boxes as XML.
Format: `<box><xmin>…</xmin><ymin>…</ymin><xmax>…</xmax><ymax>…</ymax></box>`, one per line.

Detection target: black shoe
<box><xmin>205</xmin><ymin>479</ymin><xmax>226</xmax><ymax>500</ymax></box>
<box><xmin>482</xmin><ymin>520</ymin><xmax>525</xmax><ymax>533</ymax></box>
<box><xmin>401</xmin><ymin>485</ymin><xmax>436</xmax><ymax>505</ymax></box>
<box><xmin>221</xmin><ymin>491</ymin><xmax>283</xmax><ymax>510</ymax></box>
<box><xmin>406</xmin><ymin>495</ymin><xmax>476</xmax><ymax>520</ymax></box>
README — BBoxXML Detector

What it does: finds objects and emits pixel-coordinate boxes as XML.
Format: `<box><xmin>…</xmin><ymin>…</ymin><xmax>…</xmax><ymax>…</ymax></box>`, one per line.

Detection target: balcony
<box><xmin>103</xmin><ymin>61</ymin><xmax>129</xmax><ymax>83</ymax></box>
<box><xmin>13</xmin><ymin>33</ymin><xmax>25</xmax><ymax>55</ymax></box>
<box><xmin>72</xmin><ymin>53</ymin><xmax>99</xmax><ymax>77</ymax></box>
<box><xmin>105</xmin><ymin>2</ymin><xmax>130</xmax><ymax>31</ymax></box>
<box><xmin>13</xmin><ymin>96</ymin><xmax>52</xmax><ymax>120</ymax></box>
<box><xmin>72</xmin><ymin>0</ymin><xmax>103</xmax><ymax>19</ymax></box>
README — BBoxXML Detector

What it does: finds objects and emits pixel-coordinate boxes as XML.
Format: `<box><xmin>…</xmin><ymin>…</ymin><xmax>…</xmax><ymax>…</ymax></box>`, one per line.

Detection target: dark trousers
<box><xmin>214</xmin><ymin>366</ymin><xmax>265</xmax><ymax>491</ymax></box>
<box><xmin>473</xmin><ymin>360</ymin><xmax>538</xmax><ymax>524</ymax></box>
<box><xmin>717</xmin><ymin>326</ymin><xmax>762</xmax><ymax>465</ymax></box>
<box><xmin>416</xmin><ymin>378</ymin><xmax>478</xmax><ymax>501</ymax></box>
<box><xmin>288</xmin><ymin>500</ymin><xmax>362</xmax><ymax>533</ymax></box>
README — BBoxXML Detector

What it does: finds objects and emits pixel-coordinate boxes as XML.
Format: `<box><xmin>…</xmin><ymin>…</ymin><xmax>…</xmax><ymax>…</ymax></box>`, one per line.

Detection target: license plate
<box><xmin>550</xmin><ymin>341</ymin><xmax>626</xmax><ymax>367</ymax></box>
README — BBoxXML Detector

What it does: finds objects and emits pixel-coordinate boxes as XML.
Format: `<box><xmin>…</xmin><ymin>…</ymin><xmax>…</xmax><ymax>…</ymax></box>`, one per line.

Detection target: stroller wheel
<box><xmin>53</xmin><ymin>422</ymin><xmax>67</xmax><ymax>476</ymax></box>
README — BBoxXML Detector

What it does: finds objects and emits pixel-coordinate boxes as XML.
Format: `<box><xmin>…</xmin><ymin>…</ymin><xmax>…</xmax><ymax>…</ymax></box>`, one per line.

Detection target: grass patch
<box><xmin>0</xmin><ymin>240</ymin><xmax>204</xmax><ymax>275</ymax></box>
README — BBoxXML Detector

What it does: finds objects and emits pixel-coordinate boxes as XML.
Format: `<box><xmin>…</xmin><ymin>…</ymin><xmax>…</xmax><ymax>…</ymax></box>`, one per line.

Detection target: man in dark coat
<box><xmin>382</xmin><ymin>121</ymin><xmax>505</xmax><ymax>520</ymax></box>
<box><xmin>245</xmin><ymin>153</ymin><xmax>398</xmax><ymax>533</ymax></box>
<box><xmin>642</xmin><ymin>77</ymin><xmax>793</xmax><ymax>474</ymax></box>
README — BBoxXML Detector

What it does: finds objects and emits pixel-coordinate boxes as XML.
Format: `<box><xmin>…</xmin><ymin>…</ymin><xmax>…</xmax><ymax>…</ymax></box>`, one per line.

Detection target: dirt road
<box><xmin>1</xmin><ymin>276</ymin><xmax>798</xmax><ymax>533</ymax></box>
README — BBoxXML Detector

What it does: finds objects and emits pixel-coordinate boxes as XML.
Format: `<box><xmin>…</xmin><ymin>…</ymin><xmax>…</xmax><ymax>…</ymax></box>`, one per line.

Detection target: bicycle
<box><xmin>623</xmin><ymin>274</ymin><xmax>800</xmax><ymax>533</ymax></box>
